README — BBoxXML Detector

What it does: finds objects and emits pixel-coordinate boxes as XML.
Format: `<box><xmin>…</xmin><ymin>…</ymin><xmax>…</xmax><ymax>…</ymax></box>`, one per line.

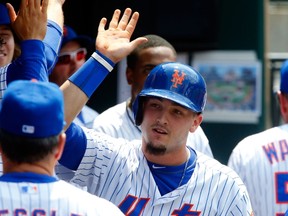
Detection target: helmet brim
<box><xmin>139</xmin><ymin>89</ymin><xmax>203</xmax><ymax>113</ymax></box>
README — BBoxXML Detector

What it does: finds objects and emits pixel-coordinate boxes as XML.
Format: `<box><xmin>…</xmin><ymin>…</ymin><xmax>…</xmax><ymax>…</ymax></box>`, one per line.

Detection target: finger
<box><xmin>6</xmin><ymin>3</ymin><xmax>17</xmax><ymax>22</ymax></box>
<box><xmin>125</xmin><ymin>11</ymin><xmax>139</xmax><ymax>36</ymax></box>
<box><xmin>34</xmin><ymin>0</ymin><xmax>41</xmax><ymax>10</ymax></box>
<box><xmin>108</xmin><ymin>9</ymin><xmax>121</xmax><ymax>29</ymax></box>
<box><xmin>28</xmin><ymin>0</ymin><xmax>35</xmax><ymax>9</ymax></box>
<box><xmin>41</xmin><ymin>0</ymin><xmax>49</xmax><ymax>15</ymax></box>
<box><xmin>98</xmin><ymin>17</ymin><xmax>107</xmax><ymax>32</ymax></box>
<box><xmin>130</xmin><ymin>37</ymin><xmax>148</xmax><ymax>50</ymax></box>
<box><xmin>117</xmin><ymin>8</ymin><xmax>132</xmax><ymax>30</ymax></box>
<box><xmin>19</xmin><ymin>0</ymin><xmax>27</xmax><ymax>13</ymax></box>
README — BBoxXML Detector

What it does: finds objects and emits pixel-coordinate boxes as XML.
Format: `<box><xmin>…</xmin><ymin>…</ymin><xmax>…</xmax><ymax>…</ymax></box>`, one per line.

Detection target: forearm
<box><xmin>44</xmin><ymin>20</ymin><xmax>63</xmax><ymax>73</ymax></box>
<box><xmin>61</xmin><ymin>51</ymin><xmax>114</xmax><ymax>131</ymax></box>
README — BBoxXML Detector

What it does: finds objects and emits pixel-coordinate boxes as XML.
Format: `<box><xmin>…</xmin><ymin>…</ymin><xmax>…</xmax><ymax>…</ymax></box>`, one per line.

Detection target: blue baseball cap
<box><xmin>62</xmin><ymin>25</ymin><xmax>93</xmax><ymax>49</ymax></box>
<box><xmin>0</xmin><ymin>80</ymin><xmax>66</xmax><ymax>138</ymax></box>
<box><xmin>0</xmin><ymin>3</ymin><xmax>10</xmax><ymax>25</ymax></box>
<box><xmin>280</xmin><ymin>59</ymin><xmax>288</xmax><ymax>93</ymax></box>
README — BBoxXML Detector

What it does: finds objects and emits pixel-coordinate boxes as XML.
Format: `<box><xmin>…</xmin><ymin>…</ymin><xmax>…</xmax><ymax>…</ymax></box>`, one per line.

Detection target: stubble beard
<box><xmin>145</xmin><ymin>141</ymin><xmax>167</xmax><ymax>155</ymax></box>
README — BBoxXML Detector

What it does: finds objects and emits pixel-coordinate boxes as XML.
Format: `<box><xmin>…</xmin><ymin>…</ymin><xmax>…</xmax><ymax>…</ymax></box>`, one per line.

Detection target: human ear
<box><xmin>126</xmin><ymin>67</ymin><xmax>134</xmax><ymax>85</ymax></box>
<box><xmin>189</xmin><ymin>114</ymin><xmax>203</xmax><ymax>133</ymax></box>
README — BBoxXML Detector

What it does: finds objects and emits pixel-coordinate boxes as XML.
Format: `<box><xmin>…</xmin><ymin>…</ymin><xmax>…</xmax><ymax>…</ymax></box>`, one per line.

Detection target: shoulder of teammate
<box><xmin>92</xmin><ymin>103</ymin><xmax>124</xmax><ymax>131</ymax></box>
<box><xmin>91</xmin><ymin>195</ymin><xmax>125</xmax><ymax>215</ymax></box>
<box><xmin>57</xmin><ymin>180</ymin><xmax>124</xmax><ymax>215</ymax></box>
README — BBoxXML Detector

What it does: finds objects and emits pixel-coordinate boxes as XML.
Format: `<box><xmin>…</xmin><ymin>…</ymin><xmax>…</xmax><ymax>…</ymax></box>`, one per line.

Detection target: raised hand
<box><xmin>96</xmin><ymin>8</ymin><xmax>147</xmax><ymax>63</ymax></box>
<box><xmin>7</xmin><ymin>0</ymin><xmax>48</xmax><ymax>41</ymax></box>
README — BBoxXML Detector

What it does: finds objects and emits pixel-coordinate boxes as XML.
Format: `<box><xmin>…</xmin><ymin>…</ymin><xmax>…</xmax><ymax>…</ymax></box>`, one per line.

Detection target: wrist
<box><xmin>91</xmin><ymin>50</ymin><xmax>115</xmax><ymax>71</ymax></box>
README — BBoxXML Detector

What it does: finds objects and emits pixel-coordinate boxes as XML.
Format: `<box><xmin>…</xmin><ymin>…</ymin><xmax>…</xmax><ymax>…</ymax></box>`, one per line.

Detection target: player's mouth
<box><xmin>0</xmin><ymin>51</ymin><xmax>6</xmax><ymax>57</ymax></box>
<box><xmin>152</xmin><ymin>126</ymin><xmax>168</xmax><ymax>135</ymax></box>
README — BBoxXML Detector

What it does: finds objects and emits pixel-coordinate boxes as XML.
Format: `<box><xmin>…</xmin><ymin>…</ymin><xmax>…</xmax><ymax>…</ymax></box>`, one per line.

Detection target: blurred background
<box><xmin>2</xmin><ymin>0</ymin><xmax>288</xmax><ymax>164</ymax></box>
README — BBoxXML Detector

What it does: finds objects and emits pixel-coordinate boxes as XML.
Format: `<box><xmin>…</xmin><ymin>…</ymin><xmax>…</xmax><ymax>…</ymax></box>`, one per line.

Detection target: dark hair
<box><xmin>127</xmin><ymin>34</ymin><xmax>177</xmax><ymax>69</ymax></box>
<box><xmin>0</xmin><ymin>129</ymin><xmax>59</xmax><ymax>163</ymax></box>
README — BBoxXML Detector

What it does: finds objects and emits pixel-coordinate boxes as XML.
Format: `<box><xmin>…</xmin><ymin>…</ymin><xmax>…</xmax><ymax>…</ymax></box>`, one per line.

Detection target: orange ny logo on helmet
<box><xmin>171</xmin><ymin>69</ymin><xmax>186</xmax><ymax>88</ymax></box>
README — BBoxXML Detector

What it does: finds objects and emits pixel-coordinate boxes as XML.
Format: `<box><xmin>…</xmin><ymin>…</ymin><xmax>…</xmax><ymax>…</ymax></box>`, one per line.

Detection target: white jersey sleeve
<box><xmin>228</xmin><ymin>124</ymin><xmax>288</xmax><ymax>216</ymax></box>
<box><xmin>0</xmin><ymin>179</ymin><xmax>124</xmax><ymax>215</ymax></box>
<box><xmin>69</xmin><ymin>128</ymin><xmax>253</xmax><ymax>215</ymax></box>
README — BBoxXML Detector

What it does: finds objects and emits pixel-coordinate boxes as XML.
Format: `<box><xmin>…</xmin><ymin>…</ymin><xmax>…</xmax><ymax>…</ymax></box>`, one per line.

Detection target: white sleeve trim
<box><xmin>91</xmin><ymin>52</ymin><xmax>114</xmax><ymax>72</ymax></box>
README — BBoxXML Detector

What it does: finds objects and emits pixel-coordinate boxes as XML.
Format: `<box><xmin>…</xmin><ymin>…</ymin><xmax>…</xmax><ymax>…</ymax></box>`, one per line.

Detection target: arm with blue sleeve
<box><xmin>59</xmin><ymin>51</ymin><xmax>114</xmax><ymax>170</ymax></box>
<box><xmin>44</xmin><ymin>20</ymin><xmax>62</xmax><ymax>74</ymax></box>
<box><xmin>7</xmin><ymin>40</ymin><xmax>47</xmax><ymax>84</ymax></box>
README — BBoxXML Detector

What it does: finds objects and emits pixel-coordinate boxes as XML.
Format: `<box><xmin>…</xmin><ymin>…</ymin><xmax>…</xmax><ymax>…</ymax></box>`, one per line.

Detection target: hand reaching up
<box><xmin>7</xmin><ymin>0</ymin><xmax>48</xmax><ymax>41</ymax></box>
<box><xmin>96</xmin><ymin>8</ymin><xmax>147</xmax><ymax>64</ymax></box>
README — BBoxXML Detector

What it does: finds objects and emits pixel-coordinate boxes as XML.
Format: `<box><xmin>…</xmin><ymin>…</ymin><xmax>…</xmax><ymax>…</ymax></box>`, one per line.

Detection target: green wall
<box><xmin>203</xmin><ymin>0</ymin><xmax>266</xmax><ymax>164</ymax></box>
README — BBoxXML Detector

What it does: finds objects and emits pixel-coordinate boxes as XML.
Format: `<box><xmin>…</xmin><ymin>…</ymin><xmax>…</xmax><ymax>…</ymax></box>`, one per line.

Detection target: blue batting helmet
<box><xmin>132</xmin><ymin>62</ymin><xmax>207</xmax><ymax>125</ymax></box>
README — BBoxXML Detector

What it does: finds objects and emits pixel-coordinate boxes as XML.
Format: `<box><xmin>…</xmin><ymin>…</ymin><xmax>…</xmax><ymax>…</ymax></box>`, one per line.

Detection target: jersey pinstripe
<box><xmin>92</xmin><ymin>100</ymin><xmax>214</xmax><ymax>157</ymax></box>
<box><xmin>0</xmin><ymin>179</ymin><xmax>124</xmax><ymax>215</ymax></box>
<box><xmin>228</xmin><ymin>124</ymin><xmax>288</xmax><ymax>216</ymax></box>
<box><xmin>70</xmin><ymin>128</ymin><xmax>253</xmax><ymax>215</ymax></box>
<box><xmin>0</xmin><ymin>65</ymin><xmax>8</xmax><ymax>102</ymax></box>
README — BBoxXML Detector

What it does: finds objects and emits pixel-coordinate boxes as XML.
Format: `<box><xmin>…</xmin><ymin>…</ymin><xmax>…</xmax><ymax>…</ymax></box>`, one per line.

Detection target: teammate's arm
<box><xmin>44</xmin><ymin>0</ymin><xmax>65</xmax><ymax>73</ymax></box>
<box><xmin>6</xmin><ymin>0</ymin><xmax>49</xmax><ymax>83</ymax></box>
<box><xmin>60</xmin><ymin>8</ymin><xmax>147</xmax><ymax>130</ymax></box>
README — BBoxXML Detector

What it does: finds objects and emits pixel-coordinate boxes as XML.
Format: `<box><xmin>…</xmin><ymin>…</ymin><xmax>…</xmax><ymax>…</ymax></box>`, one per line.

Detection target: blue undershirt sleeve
<box><xmin>58</xmin><ymin>122</ymin><xmax>87</xmax><ymax>170</ymax></box>
<box><xmin>44</xmin><ymin>20</ymin><xmax>62</xmax><ymax>74</ymax></box>
<box><xmin>7</xmin><ymin>40</ymin><xmax>47</xmax><ymax>84</ymax></box>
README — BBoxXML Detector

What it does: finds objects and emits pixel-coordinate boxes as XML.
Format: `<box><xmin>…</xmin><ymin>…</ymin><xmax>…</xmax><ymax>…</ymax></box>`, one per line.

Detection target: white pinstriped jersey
<box><xmin>0</xmin><ymin>65</ymin><xmax>8</xmax><ymax>102</ymax></box>
<box><xmin>70</xmin><ymin>128</ymin><xmax>253</xmax><ymax>215</ymax></box>
<box><xmin>228</xmin><ymin>124</ymin><xmax>288</xmax><ymax>216</ymax></box>
<box><xmin>92</xmin><ymin>100</ymin><xmax>214</xmax><ymax>157</ymax></box>
<box><xmin>74</xmin><ymin>105</ymin><xmax>99</xmax><ymax>129</ymax></box>
<box><xmin>0</xmin><ymin>176</ymin><xmax>124</xmax><ymax>215</ymax></box>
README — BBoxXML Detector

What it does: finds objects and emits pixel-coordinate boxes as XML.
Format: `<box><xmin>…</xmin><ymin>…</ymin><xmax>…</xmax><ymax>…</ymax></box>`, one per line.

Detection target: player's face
<box><xmin>141</xmin><ymin>97</ymin><xmax>202</xmax><ymax>163</ymax></box>
<box><xmin>0</xmin><ymin>25</ymin><xmax>15</xmax><ymax>67</ymax></box>
<box><xmin>49</xmin><ymin>41</ymin><xmax>86</xmax><ymax>86</ymax></box>
<box><xmin>126</xmin><ymin>47</ymin><xmax>176</xmax><ymax>103</ymax></box>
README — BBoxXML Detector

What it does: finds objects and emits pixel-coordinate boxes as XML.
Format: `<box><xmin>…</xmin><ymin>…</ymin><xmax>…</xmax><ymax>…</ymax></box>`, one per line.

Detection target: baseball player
<box><xmin>92</xmin><ymin>34</ymin><xmax>213</xmax><ymax>157</ymax></box>
<box><xmin>0</xmin><ymin>80</ymin><xmax>124</xmax><ymax>215</ymax></box>
<box><xmin>61</xmin><ymin>62</ymin><xmax>253</xmax><ymax>215</ymax></box>
<box><xmin>228</xmin><ymin>59</ymin><xmax>288</xmax><ymax>216</ymax></box>
<box><xmin>7</xmin><ymin>7</ymin><xmax>253</xmax><ymax>215</ymax></box>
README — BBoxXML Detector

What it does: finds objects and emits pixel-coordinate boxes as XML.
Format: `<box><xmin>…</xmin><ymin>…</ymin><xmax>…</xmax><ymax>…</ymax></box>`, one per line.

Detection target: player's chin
<box><xmin>145</xmin><ymin>142</ymin><xmax>166</xmax><ymax>155</ymax></box>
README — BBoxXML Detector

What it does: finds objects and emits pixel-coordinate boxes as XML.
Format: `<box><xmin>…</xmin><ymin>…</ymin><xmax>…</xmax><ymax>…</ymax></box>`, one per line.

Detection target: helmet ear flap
<box><xmin>133</xmin><ymin>96</ymin><xmax>144</xmax><ymax>126</ymax></box>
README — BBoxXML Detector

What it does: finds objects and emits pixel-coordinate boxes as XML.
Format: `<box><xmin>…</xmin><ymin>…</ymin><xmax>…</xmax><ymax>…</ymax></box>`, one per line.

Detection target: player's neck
<box><xmin>143</xmin><ymin>146</ymin><xmax>190</xmax><ymax>166</ymax></box>
<box><xmin>3</xmin><ymin>158</ymin><xmax>54</xmax><ymax>176</ymax></box>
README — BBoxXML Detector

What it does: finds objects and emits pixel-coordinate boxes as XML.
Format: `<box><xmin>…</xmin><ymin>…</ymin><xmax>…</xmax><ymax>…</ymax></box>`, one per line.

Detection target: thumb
<box><xmin>6</xmin><ymin>3</ymin><xmax>17</xmax><ymax>23</ymax></box>
<box><xmin>130</xmin><ymin>37</ymin><xmax>148</xmax><ymax>50</ymax></box>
